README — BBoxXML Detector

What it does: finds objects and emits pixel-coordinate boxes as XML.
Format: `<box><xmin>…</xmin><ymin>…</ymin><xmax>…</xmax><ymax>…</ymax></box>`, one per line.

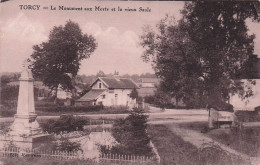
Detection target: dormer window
<box><xmin>99</xmin><ymin>82</ymin><xmax>102</xmax><ymax>89</ymax></box>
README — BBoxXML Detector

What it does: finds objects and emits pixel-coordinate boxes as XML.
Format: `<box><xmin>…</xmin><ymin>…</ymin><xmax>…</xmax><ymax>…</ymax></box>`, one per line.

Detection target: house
<box><xmin>56</xmin><ymin>84</ymin><xmax>72</xmax><ymax>99</ymax></box>
<box><xmin>229</xmin><ymin>56</ymin><xmax>260</xmax><ymax>111</ymax></box>
<box><xmin>75</xmin><ymin>77</ymin><xmax>139</xmax><ymax>107</ymax></box>
<box><xmin>137</xmin><ymin>78</ymin><xmax>159</xmax><ymax>97</ymax></box>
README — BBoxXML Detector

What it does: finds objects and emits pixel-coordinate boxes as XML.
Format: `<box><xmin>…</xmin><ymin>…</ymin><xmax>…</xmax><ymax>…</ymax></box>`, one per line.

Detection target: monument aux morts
<box><xmin>0</xmin><ymin>62</ymin><xmax>49</xmax><ymax>149</ymax></box>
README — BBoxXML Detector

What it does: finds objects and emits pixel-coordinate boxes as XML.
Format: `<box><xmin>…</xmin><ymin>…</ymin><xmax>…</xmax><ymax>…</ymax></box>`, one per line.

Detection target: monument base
<box><xmin>0</xmin><ymin>133</ymin><xmax>50</xmax><ymax>150</ymax></box>
<box><xmin>9</xmin><ymin>113</ymin><xmax>42</xmax><ymax>136</ymax></box>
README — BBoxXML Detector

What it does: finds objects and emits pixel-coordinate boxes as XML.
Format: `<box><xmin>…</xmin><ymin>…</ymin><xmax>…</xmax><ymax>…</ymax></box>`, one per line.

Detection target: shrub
<box><xmin>0</xmin><ymin>108</ymin><xmax>16</xmax><ymax>117</ymax></box>
<box><xmin>144</xmin><ymin>95</ymin><xmax>155</xmax><ymax>104</ymax></box>
<box><xmin>36</xmin><ymin>105</ymin><xmax>103</xmax><ymax>113</ymax></box>
<box><xmin>102</xmin><ymin>108</ymin><xmax>153</xmax><ymax>156</ymax></box>
<box><xmin>53</xmin><ymin>139</ymin><xmax>82</xmax><ymax>152</ymax></box>
<box><xmin>40</xmin><ymin>115</ymin><xmax>87</xmax><ymax>134</ymax></box>
<box><xmin>235</xmin><ymin>110</ymin><xmax>260</xmax><ymax>122</ymax></box>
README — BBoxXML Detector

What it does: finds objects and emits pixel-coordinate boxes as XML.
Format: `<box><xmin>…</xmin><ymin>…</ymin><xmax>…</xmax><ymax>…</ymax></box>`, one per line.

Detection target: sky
<box><xmin>0</xmin><ymin>0</ymin><xmax>260</xmax><ymax>76</ymax></box>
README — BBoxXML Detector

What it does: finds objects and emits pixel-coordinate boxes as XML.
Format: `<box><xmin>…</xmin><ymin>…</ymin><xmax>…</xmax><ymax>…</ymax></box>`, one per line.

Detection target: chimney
<box><xmin>114</xmin><ymin>71</ymin><xmax>120</xmax><ymax>81</ymax></box>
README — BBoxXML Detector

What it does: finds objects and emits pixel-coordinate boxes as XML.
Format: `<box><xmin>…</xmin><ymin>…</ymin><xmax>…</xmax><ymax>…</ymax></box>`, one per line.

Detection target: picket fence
<box><xmin>99</xmin><ymin>153</ymin><xmax>157</xmax><ymax>165</ymax></box>
<box><xmin>0</xmin><ymin>148</ymin><xmax>158</xmax><ymax>164</ymax></box>
<box><xmin>87</xmin><ymin>119</ymin><xmax>114</xmax><ymax>126</ymax></box>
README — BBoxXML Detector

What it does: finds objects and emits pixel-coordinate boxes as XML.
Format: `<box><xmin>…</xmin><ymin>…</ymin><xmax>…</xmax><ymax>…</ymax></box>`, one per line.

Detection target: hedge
<box><xmin>35</xmin><ymin>105</ymin><xmax>104</xmax><ymax>113</ymax></box>
<box><xmin>235</xmin><ymin>110</ymin><xmax>260</xmax><ymax>122</ymax></box>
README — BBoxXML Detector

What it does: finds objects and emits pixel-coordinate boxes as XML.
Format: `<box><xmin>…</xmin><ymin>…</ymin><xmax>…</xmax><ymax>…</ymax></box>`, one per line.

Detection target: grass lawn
<box><xmin>148</xmin><ymin>124</ymin><xmax>252</xmax><ymax>165</ymax></box>
<box><xmin>179</xmin><ymin>122</ymin><xmax>260</xmax><ymax>157</ymax></box>
<box><xmin>0</xmin><ymin>157</ymin><xmax>97</xmax><ymax>165</ymax></box>
<box><xmin>147</xmin><ymin>124</ymin><xmax>200</xmax><ymax>165</ymax></box>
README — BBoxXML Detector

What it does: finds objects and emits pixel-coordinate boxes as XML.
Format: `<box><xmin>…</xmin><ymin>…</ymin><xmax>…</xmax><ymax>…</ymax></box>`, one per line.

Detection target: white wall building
<box><xmin>76</xmin><ymin>77</ymin><xmax>139</xmax><ymax>107</ymax></box>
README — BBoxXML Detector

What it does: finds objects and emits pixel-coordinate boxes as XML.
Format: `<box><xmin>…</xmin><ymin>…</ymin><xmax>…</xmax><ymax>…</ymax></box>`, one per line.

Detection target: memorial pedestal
<box><xmin>0</xmin><ymin>62</ymin><xmax>50</xmax><ymax>150</ymax></box>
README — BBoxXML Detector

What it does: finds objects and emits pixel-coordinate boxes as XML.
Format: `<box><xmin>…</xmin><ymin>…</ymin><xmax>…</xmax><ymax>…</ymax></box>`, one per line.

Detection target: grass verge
<box><xmin>0</xmin><ymin>157</ymin><xmax>97</xmax><ymax>165</ymax></box>
<box><xmin>147</xmin><ymin>124</ymin><xmax>200</xmax><ymax>165</ymax></box>
<box><xmin>179</xmin><ymin>121</ymin><xmax>260</xmax><ymax>157</ymax></box>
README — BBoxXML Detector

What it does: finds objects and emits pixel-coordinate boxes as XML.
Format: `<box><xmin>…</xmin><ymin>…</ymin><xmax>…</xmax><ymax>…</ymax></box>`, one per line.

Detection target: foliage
<box><xmin>129</xmin><ymin>88</ymin><xmax>138</xmax><ymax>100</ymax></box>
<box><xmin>36</xmin><ymin>105</ymin><xmax>104</xmax><ymax>113</ymax></box>
<box><xmin>105</xmin><ymin>108</ymin><xmax>153</xmax><ymax>156</ymax></box>
<box><xmin>0</xmin><ymin>107</ymin><xmax>16</xmax><ymax>117</ymax></box>
<box><xmin>40</xmin><ymin>115</ymin><xmax>86</xmax><ymax>134</ymax></box>
<box><xmin>53</xmin><ymin>139</ymin><xmax>82</xmax><ymax>152</ymax></box>
<box><xmin>30</xmin><ymin>20</ymin><xmax>97</xmax><ymax>100</ymax></box>
<box><xmin>140</xmin><ymin>1</ymin><xmax>260</xmax><ymax>107</ymax></box>
<box><xmin>0</xmin><ymin>85</ymin><xmax>19</xmax><ymax>101</ymax></box>
<box><xmin>96</xmin><ymin>70</ymin><xmax>106</xmax><ymax>77</ymax></box>
<box><xmin>0</xmin><ymin>73</ymin><xmax>20</xmax><ymax>86</ymax></box>
<box><xmin>143</xmin><ymin>95</ymin><xmax>155</xmax><ymax>104</ymax></box>
<box><xmin>1</xmin><ymin>104</ymin><xmax>129</xmax><ymax>117</ymax></box>
<box><xmin>235</xmin><ymin>110</ymin><xmax>260</xmax><ymax>122</ymax></box>
<box><xmin>207</xmin><ymin>100</ymin><xmax>234</xmax><ymax>112</ymax></box>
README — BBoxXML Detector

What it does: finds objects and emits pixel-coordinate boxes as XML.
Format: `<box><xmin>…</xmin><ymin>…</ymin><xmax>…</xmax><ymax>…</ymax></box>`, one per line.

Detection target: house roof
<box><xmin>91</xmin><ymin>77</ymin><xmax>139</xmax><ymax>89</ymax></box>
<box><xmin>141</xmin><ymin>78</ymin><xmax>160</xmax><ymax>84</ymax></box>
<box><xmin>77</xmin><ymin>89</ymin><xmax>106</xmax><ymax>101</ymax></box>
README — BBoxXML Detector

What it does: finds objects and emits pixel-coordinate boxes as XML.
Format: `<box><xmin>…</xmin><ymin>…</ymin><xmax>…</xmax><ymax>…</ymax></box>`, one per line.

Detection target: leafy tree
<box><xmin>30</xmin><ymin>20</ymin><xmax>97</xmax><ymax>102</ymax></box>
<box><xmin>140</xmin><ymin>2</ymin><xmax>259</xmax><ymax>107</ymax></box>
<box><xmin>96</xmin><ymin>70</ymin><xmax>106</xmax><ymax>77</ymax></box>
<box><xmin>129</xmin><ymin>88</ymin><xmax>138</xmax><ymax>100</ymax></box>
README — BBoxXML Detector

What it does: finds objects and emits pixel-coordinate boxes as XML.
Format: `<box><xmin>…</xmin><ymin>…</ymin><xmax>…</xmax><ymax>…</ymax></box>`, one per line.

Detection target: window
<box><xmin>115</xmin><ymin>94</ymin><xmax>118</xmax><ymax>97</ymax></box>
<box><xmin>102</xmin><ymin>95</ymin><xmax>106</xmax><ymax>99</ymax></box>
<box><xmin>99</xmin><ymin>82</ymin><xmax>102</xmax><ymax>89</ymax></box>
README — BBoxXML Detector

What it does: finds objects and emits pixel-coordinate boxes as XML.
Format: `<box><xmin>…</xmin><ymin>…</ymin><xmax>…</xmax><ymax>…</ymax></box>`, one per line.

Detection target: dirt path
<box><xmin>165</xmin><ymin>124</ymin><xmax>260</xmax><ymax>165</ymax></box>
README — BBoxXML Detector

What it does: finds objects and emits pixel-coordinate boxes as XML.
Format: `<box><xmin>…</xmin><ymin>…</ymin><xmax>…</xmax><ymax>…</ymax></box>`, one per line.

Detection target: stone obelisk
<box><xmin>9</xmin><ymin>61</ymin><xmax>42</xmax><ymax>136</ymax></box>
<box><xmin>0</xmin><ymin>62</ymin><xmax>49</xmax><ymax>150</ymax></box>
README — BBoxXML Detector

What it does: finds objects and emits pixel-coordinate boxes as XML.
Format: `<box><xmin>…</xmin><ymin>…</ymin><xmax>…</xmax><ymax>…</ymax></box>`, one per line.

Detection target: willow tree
<box><xmin>30</xmin><ymin>20</ymin><xmax>97</xmax><ymax>102</ymax></box>
<box><xmin>140</xmin><ymin>2</ymin><xmax>259</xmax><ymax>107</ymax></box>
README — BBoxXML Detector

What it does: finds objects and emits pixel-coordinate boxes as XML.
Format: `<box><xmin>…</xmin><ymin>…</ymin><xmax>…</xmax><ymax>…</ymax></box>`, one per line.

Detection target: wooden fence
<box><xmin>0</xmin><ymin>147</ymin><xmax>85</xmax><ymax>160</ymax></box>
<box><xmin>0</xmin><ymin>148</ymin><xmax>158</xmax><ymax>164</ymax></box>
<box><xmin>99</xmin><ymin>153</ymin><xmax>158</xmax><ymax>165</ymax></box>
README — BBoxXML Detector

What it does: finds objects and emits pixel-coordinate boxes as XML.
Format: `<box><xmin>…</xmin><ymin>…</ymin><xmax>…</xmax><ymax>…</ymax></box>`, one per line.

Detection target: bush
<box><xmin>53</xmin><ymin>139</ymin><xmax>82</xmax><ymax>152</ymax></box>
<box><xmin>36</xmin><ymin>105</ymin><xmax>103</xmax><ymax>113</ymax></box>
<box><xmin>235</xmin><ymin>110</ymin><xmax>260</xmax><ymax>122</ymax></box>
<box><xmin>40</xmin><ymin>115</ymin><xmax>87</xmax><ymax>134</ymax></box>
<box><xmin>0</xmin><ymin>108</ymin><xmax>16</xmax><ymax>117</ymax></box>
<box><xmin>101</xmin><ymin>108</ymin><xmax>153</xmax><ymax>156</ymax></box>
<box><xmin>144</xmin><ymin>95</ymin><xmax>155</xmax><ymax>104</ymax></box>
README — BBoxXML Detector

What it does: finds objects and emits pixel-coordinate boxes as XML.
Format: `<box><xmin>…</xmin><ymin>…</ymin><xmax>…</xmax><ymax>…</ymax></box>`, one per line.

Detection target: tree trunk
<box><xmin>71</xmin><ymin>76</ymin><xmax>76</xmax><ymax>106</ymax></box>
<box><xmin>53</xmin><ymin>87</ymin><xmax>58</xmax><ymax>104</ymax></box>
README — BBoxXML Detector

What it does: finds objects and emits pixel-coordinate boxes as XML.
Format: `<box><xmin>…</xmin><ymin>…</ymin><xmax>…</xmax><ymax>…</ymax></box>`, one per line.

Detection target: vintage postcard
<box><xmin>0</xmin><ymin>0</ymin><xmax>260</xmax><ymax>165</ymax></box>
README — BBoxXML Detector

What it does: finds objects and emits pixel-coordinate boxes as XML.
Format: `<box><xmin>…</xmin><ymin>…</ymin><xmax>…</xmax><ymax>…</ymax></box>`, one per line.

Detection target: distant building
<box><xmin>230</xmin><ymin>56</ymin><xmax>260</xmax><ymax>110</ymax></box>
<box><xmin>137</xmin><ymin>78</ymin><xmax>159</xmax><ymax>97</ymax></box>
<box><xmin>56</xmin><ymin>84</ymin><xmax>72</xmax><ymax>100</ymax></box>
<box><xmin>76</xmin><ymin>77</ymin><xmax>139</xmax><ymax>107</ymax></box>
<box><xmin>7</xmin><ymin>81</ymin><xmax>51</xmax><ymax>100</ymax></box>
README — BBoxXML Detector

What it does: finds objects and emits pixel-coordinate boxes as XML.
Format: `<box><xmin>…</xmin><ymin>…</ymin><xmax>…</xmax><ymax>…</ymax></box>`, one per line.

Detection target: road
<box><xmin>0</xmin><ymin>108</ymin><xmax>209</xmax><ymax>123</ymax></box>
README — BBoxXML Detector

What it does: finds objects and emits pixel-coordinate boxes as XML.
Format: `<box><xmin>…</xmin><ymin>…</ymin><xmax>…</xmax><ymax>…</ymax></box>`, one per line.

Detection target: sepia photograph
<box><xmin>0</xmin><ymin>0</ymin><xmax>260</xmax><ymax>165</ymax></box>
